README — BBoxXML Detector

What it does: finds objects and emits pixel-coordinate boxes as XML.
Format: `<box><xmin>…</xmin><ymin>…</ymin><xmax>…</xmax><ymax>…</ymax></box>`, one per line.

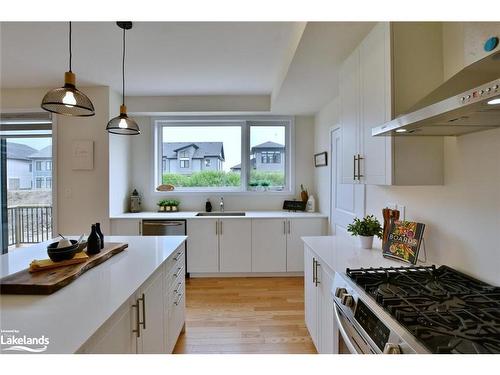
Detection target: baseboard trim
<box><xmin>189</xmin><ymin>272</ymin><xmax>304</xmax><ymax>278</ymax></box>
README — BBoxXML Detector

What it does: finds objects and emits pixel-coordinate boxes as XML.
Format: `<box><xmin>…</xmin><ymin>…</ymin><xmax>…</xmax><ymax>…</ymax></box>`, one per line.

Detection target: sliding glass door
<box><xmin>0</xmin><ymin>113</ymin><xmax>53</xmax><ymax>253</ymax></box>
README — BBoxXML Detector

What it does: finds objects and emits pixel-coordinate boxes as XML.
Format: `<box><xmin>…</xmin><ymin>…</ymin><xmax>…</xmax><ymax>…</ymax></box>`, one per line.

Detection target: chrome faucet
<box><xmin>220</xmin><ymin>197</ymin><xmax>224</xmax><ymax>212</ymax></box>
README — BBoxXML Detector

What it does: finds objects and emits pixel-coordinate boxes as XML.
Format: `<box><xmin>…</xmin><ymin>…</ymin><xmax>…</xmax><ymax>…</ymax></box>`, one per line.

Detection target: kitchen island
<box><xmin>0</xmin><ymin>235</ymin><xmax>187</xmax><ymax>354</ymax></box>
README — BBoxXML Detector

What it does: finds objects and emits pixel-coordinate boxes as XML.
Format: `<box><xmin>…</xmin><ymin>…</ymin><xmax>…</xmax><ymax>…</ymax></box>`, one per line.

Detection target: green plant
<box><xmin>157</xmin><ymin>199</ymin><xmax>169</xmax><ymax>207</ymax></box>
<box><xmin>347</xmin><ymin>215</ymin><xmax>383</xmax><ymax>238</ymax></box>
<box><xmin>248</xmin><ymin>181</ymin><xmax>259</xmax><ymax>187</ymax></box>
<box><xmin>168</xmin><ymin>199</ymin><xmax>180</xmax><ymax>207</ymax></box>
<box><xmin>260</xmin><ymin>181</ymin><xmax>270</xmax><ymax>187</ymax></box>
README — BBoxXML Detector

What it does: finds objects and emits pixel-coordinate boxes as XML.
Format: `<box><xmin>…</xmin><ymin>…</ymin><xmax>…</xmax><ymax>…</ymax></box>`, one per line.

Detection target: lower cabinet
<box><xmin>304</xmin><ymin>245</ymin><xmax>336</xmax><ymax>354</ymax></box>
<box><xmin>81</xmin><ymin>245</ymin><xmax>186</xmax><ymax>354</ymax></box>
<box><xmin>252</xmin><ymin>219</ymin><xmax>287</xmax><ymax>272</ymax></box>
<box><xmin>187</xmin><ymin>219</ymin><xmax>219</xmax><ymax>272</ymax></box>
<box><xmin>219</xmin><ymin>219</ymin><xmax>252</xmax><ymax>272</ymax></box>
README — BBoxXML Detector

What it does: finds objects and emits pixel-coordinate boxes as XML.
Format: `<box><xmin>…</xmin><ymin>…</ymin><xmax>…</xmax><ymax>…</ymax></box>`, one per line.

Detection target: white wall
<box><xmin>313</xmin><ymin>101</ymin><xmax>500</xmax><ymax>285</ymax></box>
<box><xmin>128</xmin><ymin>115</ymin><xmax>315</xmax><ymax>212</ymax></box>
<box><xmin>1</xmin><ymin>86</ymin><xmax>113</xmax><ymax>234</ymax></box>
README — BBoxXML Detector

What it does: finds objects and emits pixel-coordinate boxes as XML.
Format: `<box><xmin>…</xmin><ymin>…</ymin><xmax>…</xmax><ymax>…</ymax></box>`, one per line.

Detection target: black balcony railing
<box><xmin>7</xmin><ymin>206</ymin><xmax>53</xmax><ymax>246</ymax></box>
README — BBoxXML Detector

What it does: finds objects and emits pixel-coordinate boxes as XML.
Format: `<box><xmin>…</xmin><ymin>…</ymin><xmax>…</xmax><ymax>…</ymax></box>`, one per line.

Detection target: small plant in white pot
<box><xmin>347</xmin><ymin>215</ymin><xmax>383</xmax><ymax>249</ymax></box>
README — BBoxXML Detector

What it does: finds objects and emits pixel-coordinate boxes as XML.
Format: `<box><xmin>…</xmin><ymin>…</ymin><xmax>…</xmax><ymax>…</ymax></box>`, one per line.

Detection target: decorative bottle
<box><xmin>95</xmin><ymin>222</ymin><xmax>104</xmax><ymax>249</ymax></box>
<box><xmin>87</xmin><ymin>224</ymin><xmax>101</xmax><ymax>255</ymax></box>
<box><xmin>205</xmin><ymin>199</ymin><xmax>212</xmax><ymax>212</ymax></box>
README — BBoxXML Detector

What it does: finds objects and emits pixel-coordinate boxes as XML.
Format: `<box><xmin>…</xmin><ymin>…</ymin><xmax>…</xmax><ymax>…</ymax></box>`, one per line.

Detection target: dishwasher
<box><xmin>142</xmin><ymin>220</ymin><xmax>188</xmax><ymax>277</ymax></box>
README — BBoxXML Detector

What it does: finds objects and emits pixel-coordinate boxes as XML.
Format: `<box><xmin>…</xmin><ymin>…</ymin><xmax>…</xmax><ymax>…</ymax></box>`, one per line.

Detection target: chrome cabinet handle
<box><xmin>288</xmin><ymin>221</ymin><xmax>291</xmax><ymax>234</ymax></box>
<box><xmin>353</xmin><ymin>155</ymin><xmax>357</xmax><ymax>181</ymax></box>
<box><xmin>173</xmin><ymin>267</ymin><xmax>182</xmax><ymax>277</ymax></box>
<box><xmin>139</xmin><ymin>293</ymin><xmax>146</xmax><ymax>330</ymax></box>
<box><xmin>174</xmin><ymin>282</ymin><xmax>182</xmax><ymax>293</ymax></box>
<box><xmin>139</xmin><ymin>221</ymin><xmax>142</xmax><ymax>235</ymax></box>
<box><xmin>312</xmin><ymin>258</ymin><xmax>316</xmax><ymax>284</ymax></box>
<box><xmin>357</xmin><ymin>154</ymin><xmax>364</xmax><ymax>179</ymax></box>
<box><xmin>314</xmin><ymin>260</ymin><xmax>320</xmax><ymax>286</ymax></box>
<box><xmin>215</xmin><ymin>221</ymin><xmax>218</xmax><ymax>235</ymax></box>
<box><xmin>220</xmin><ymin>220</ymin><xmax>222</xmax><ymax>235</ymax></box>
<box><xmin>173</xmin><ymin>251</ymin><xmax>182</xmax><ymax>261</ymax></box>
<box><xmin>174</xmin><ymin>293</ymin><xmax>183</xmax><ymax>306</ymax></box>
<box><xmin>283</xmin><ymin>221</ymin><xmax>286</xmax><ymax>235</ymax></box>
<box><xmin>132</xmin><ymin>299</ymin><xmax>141</xmax><ymax>337</ymax></box>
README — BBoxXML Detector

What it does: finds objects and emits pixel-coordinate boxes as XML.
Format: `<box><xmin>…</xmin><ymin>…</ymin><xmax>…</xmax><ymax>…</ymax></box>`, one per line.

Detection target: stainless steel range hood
<box><xmin>373</xmin><ymin>50</ymin><xmax>500</xmax><ymax>136</ymax></box>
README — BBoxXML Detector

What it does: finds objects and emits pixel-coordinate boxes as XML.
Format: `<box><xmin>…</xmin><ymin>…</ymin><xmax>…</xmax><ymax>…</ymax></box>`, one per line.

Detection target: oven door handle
<box><xmin>334</xmin><ymin>302</ymin><xmax>362</xmax><ymax>354</ymax></box>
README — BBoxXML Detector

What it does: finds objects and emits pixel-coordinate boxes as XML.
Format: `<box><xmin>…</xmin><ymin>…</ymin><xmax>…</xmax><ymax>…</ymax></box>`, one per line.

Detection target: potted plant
<box><xmin>249</xmin><ymin>181</ymin><xmax>259</xmax><ymax>190</ymax></box>
<box><xmin>157</xmin><ymin>199</ymin><xmax>167</xmax><ymax>212</ymax></box>
<box><xmin>347</xmin><ymin>215</ymin><xmax>383</xmax><ymax>249</ymax></box>
<box><xmin>169</xmin><ymin>199</ymin><xmax>180</xmax><ymax>212</ymax></box>
<box><xmin>260</xmin><ymin>181</ymin><xmax>270</xmax><ymax>191</ymax></box>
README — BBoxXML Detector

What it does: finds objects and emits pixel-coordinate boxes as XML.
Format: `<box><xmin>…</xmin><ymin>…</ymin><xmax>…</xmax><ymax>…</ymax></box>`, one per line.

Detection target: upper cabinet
<box><xmin>340</xmin><ymin>22</ymin><xmax>444</xmax><ymax>186</ymax></box>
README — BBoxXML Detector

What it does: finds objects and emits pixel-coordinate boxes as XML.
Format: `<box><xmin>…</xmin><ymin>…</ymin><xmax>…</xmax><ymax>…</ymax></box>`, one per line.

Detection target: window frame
<box><xmin>152</xmin><ymin>116</ymin><xmax>294</xmax><ymax>195</ymax></box>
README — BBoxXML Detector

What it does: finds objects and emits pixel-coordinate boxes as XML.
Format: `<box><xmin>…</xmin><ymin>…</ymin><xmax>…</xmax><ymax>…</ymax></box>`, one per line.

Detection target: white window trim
<box><xmin>151</xmin><ymin>115</ymin><xmax>295</xmax><ymax>195</ymax></box>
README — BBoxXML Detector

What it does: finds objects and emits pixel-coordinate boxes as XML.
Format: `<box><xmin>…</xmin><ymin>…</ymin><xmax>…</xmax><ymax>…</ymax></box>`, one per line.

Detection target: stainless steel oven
<box><xmin>332</xmin><ymin>271</ymin><xmax>429</xmax><ymax>354</ymax></box>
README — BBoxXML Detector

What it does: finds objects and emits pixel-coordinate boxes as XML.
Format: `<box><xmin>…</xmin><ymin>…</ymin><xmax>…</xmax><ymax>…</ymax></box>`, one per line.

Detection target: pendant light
<box><xmin>41</xmin><ymin>22</ymin><xmax>95</xmax><ymax>117</ymax></box>
<box><xmin>106</xmin><ymin>22</ymin><xmax>140</xmax><ymax>135</ymax></box>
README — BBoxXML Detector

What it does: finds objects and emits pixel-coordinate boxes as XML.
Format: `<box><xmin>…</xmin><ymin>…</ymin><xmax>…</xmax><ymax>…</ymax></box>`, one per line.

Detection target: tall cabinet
<box><xmin>339</xmin><ymin>22</ymin><xmax>444</xmax><ymax>186</ymax></box>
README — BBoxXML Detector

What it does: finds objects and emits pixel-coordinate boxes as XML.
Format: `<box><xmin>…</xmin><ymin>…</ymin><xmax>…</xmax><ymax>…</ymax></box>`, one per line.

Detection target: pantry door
<box><xmin>330</xmin><ymin>128</ymin><xmax>365</xmax><ymax>235</ymax></box>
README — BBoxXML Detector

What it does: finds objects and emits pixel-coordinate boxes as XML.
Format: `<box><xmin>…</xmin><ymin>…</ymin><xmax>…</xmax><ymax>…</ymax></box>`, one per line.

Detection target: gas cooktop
<box><xmin>346</xmin><ymin>265</ymin><xmax>500</xmax><ymax>354</ymax></box>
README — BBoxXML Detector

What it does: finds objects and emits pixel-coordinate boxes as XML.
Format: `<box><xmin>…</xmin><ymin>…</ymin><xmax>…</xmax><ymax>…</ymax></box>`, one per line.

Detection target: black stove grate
<box><xmin>346</xmin><ymin>265</ymin><xmax>500</xmax><ymax>354</ymax></box>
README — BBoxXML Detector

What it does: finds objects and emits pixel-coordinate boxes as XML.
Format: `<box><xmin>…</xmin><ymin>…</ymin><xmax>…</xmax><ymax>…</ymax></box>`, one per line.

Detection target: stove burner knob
<box><xmin>335</xmin><ymin>287</ymin><xmax>347</xmax><ymax>298</ymax></box>
<box><xmin>383</xmin><ymin>343</ymin><xmax>401</xmax><ymax>354</ymax></box>
<box><xmin>341</xmin><ymin>294</ymin><xmax>354</xmax><ymax>307</ymax></box>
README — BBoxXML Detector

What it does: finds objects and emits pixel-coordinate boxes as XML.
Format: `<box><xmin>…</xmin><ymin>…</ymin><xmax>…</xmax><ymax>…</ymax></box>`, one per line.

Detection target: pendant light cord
<box><xmin>69</xmin><ymin>21</ymin><xmax>72</xmax><ymax>72</ymax></box>
<box><xmin>122</xmin><ymin>27</ymin><xmax>126</xmax><ymax>106</ymax></box>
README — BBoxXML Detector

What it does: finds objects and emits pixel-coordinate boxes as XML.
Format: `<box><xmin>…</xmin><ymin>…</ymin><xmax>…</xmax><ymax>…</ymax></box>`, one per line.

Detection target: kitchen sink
<box><xmin>196</xmin><ymin>212</ymin><xmax>246</xmax><ymax>216</ymax></box>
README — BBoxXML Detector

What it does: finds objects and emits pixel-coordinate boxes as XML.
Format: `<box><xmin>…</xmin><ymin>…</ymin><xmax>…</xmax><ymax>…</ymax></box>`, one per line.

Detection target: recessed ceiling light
<box><xmin>487</xmin><ymin>98</ymin><xmax>500</xmax><ymax>105</ymax></box>
<box><xmin>395</xmin><ymin>128</ymin><xmax>407</xmax><ymax>133</ymax></box>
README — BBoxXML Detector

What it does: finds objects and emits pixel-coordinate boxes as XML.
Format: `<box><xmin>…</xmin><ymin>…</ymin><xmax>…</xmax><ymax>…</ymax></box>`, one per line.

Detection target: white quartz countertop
<box><xmin>301</xmin><ymin>235</ymin><xmax>431</xmax><ymax>274</ymax></box>
<box><xmin>0</xmin><ymin>235</ymin><xmax>187</xmax><ymax>354</ymax></box>
<box><xmin>110</xmin><ymin>211</ymin><xmax>328</xmax><ymax>219</ymax></box>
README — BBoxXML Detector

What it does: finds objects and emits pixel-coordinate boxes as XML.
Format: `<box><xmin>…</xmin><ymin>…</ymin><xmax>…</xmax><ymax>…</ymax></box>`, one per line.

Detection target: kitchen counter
<box><xmin>301</xmin><ymin>235</ymin><xmax>430</xmax><ymax>273</ymax></box>
<box><xmin>110</xmin><ymin>211</ymin><xmax>328</xmax><ymax>219</ymax></box>
<box><xmin>0</xmin><ymin>235</ymin><xmax>187</xmax><ymax>354</ymax></box>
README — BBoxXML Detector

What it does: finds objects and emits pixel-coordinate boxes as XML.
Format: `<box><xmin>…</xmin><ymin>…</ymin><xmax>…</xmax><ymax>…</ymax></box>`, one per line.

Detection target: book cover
<box><xmin>382</xmin><ymin>220</ymin><xmax>425</xmax><ymax>264</ymax></box>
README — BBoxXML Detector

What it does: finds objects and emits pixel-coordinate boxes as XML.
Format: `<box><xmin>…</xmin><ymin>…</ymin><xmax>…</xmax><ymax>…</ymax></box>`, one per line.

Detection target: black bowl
<box><xmin>47</xmin><ymin>240</ymin><xmax>79</xmax><ymax>262</ymax></box>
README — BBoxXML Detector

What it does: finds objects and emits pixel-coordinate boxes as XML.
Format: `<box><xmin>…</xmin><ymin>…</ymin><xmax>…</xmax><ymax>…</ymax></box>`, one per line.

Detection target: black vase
<box><xmin>87</xmin><ymin>224</ymin><xmax>101</xmax><ymax>255</ymax></box>
<box><xmin>95</xmin><ymin>222</ymin><xmax>104</xmax><ymax>249</ymax></box>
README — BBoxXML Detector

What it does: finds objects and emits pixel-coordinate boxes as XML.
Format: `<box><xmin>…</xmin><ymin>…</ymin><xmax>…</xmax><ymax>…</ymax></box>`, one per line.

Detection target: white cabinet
<box><xmin>304</xmin><ymin>245</ymin><xmax>335</xmax><ymax>354</ymax></box>
<box><xmin>252</xmin><ymin>219</ymin><xmax>287</xmax><ymax>272</ymax></box>
<box><xmin>286</xmin><ymin>219</ymin><xmax>325</xmax><ymax>272</ymax></box>
<box><xmin>304</xmin><ymin>246</ymin><xmax>318</xmax><ymax>348</ymax></box>
<box><xmin>137</xmin><ymin>270</ymin><xmax>166</xmax><ymax>354</ymax></box>
<box><xmin>110</xmin><ymin>219</ymin><xmax>142</xmax><ymax>235</ymax></box>
<box><xmin>339</xmin><ymin>22</ymin><xmax>443</xmax><ymax>186</ymax></box>
<box><xmin>187</xmin><ymin>219</ymin><xmax>219</xmax><ymax>273</ymax></box>
<box><xmin>219</xmin><ymin>219</ymin><xmax>252</xmax><ymax>272</ymax></box>
<box><xmin>82</xmin><ymin>245</ymin><xmax>186</xmax><ymax>354</ymax></box>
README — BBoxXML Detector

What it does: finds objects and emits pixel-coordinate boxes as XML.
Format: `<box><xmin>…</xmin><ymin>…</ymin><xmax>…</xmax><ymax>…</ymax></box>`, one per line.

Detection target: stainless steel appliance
<box><xmin>142</xmin><ymin>220</ymin><xmax>187</xmax><ymax>276</ymax></box>
<box><xmin>332</xmin><ymin>265</ymin><xmax>500</xmax><ymax>354</ymax></box>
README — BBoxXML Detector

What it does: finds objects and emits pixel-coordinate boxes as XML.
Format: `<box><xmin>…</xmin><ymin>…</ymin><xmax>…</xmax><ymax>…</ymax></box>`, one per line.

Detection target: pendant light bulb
<box><xmin>63</xmin><ymin>91</ymin><xmax>77</xmax><ymax>106</ymax></box>
<box><xmin>41</xmin><ymin>22</ymin><xmax>95</xmax><ymax>117</ymax></box>
<box><xmin>106</xmin><ymin>22</ymin><xmax>140</xmax><ymax>135</ymax></box>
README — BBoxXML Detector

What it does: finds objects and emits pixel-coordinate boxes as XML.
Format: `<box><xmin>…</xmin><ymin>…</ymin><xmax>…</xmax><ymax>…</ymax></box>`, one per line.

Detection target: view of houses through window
<box><xmin>159</xmin><ymin>120</ymin><xmax>288</xmax><ymax>191</ymax></box>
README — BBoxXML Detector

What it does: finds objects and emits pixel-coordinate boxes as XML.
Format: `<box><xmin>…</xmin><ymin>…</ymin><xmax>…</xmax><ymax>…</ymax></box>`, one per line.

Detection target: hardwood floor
<box><xmin>173</xmin><ymin>277</ymin><xmax>316</xmax><ymax>354</ymax></box>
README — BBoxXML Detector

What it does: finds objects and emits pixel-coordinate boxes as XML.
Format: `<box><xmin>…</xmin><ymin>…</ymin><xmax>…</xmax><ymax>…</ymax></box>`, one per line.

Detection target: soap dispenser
<box><xmin>205</xmin><ymin>198</ymin><xmax>212</xmax><ymax>212</ymax></box>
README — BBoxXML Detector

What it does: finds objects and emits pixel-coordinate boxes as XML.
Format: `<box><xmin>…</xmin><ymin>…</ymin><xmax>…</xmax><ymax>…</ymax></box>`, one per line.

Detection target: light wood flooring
<box><xmin>173</xmin><ymin>277</ymin><xmax>316</xmax><ymax>354</ymax></box>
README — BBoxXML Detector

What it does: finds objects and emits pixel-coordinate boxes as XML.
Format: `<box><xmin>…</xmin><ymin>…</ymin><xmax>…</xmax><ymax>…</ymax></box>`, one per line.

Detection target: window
<box><xmin>29</xmin><ymin>163</ymin><xmax>32</xmax><ymax>172</ymax></box>
<box><xmin>155</xmin><ymin>117</ymin><xmax>292</xmax><ymax>192</ymax></box>
<box><xmin>36</xmin><ymin>177</ymin><xmax>43</xmax><ymax>189</ymax></box>
<box><xmin>46</xmin><ymin>177</ymin><xmax>52</xmax><ymax>189</ymax></box>
<box><xmin>46</xmin><ymin>161</ymin><xmax>52</xmax><ymax>170</ymax></box>
<box><xmin>36</xmin><ymin>161</ymin><xmax>42</xmax><ymax>171</ymax></box>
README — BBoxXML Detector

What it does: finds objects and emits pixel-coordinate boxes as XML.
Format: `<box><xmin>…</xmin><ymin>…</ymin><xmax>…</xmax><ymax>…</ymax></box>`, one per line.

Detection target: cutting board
<box><xmin>0</xmin><ymin>242</ymin><xmax>128</xmax><ymax>295</ymax></box>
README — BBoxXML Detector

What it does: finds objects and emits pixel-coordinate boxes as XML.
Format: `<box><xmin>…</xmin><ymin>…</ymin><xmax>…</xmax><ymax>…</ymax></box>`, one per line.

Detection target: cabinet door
<box><xmin>85</xmin><ymin>296</ymin><xmax>137</xmax><ymax>354</ymax></box>
<box><xmin>110</xmin><ymin>219</ymin><xmax>141</xmax><ymax>235</ymax></box>
<box><xmin>186</xmin><ymin>219</ymin><xmax>219</xmax><ymax>273</ymax></box>
<box><xmin>286</xmin><ymin>219</ymin><xmax>325</xmax><ymax>272</ymax></box>
<box><xmin>138</xmin><ymin>270</ymin><xmax>166</xmax><ymax>354</ymax></box>
<box><xmin>304</xmin><ymin>246</ymin><xmax>318</xmax><ymax>349</ymax></box>
<box><xmin>219</xmin><ymin>219</ymin><xmax>252</xmax><ymax>272</ymax></box>
<box><xmin>339</xmin><ymin>48</ymin><xmax>361</xmax><ymax>184</ymax></box>
<box><xmin>359</xmin><ymin>22</ymin><xmax>392</xmax><ymax>185</ymax></box>
<box><xmin>252</xmin><ymin>219</ymin><xmax>287</xmax><ymax>272</ymax></box>
<box><xmin>318</xmin><ymin>265</ymin><xmax>335</xmax><ymax>354</ymax></box>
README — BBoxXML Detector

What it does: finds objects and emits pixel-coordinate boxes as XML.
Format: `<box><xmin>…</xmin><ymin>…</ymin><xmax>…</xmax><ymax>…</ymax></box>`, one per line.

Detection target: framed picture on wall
<box><xmin>314</xmin><ymin>151</ymin><xmax>327</xmax><ymax>167</ymax></box>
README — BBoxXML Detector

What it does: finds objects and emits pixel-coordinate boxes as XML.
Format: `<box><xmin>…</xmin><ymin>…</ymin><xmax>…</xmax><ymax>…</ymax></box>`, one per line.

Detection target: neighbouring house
<box><xmin>162</xmin><ymin>142</ymin><xmax>225</xmax><ymax>175</ymax></box>
<box><xmin>230</xmin><ymin>141</ymin><xmax>284</xmax><ymax>172</ymax></box>
<box><xmin>29</xmin><ymin>145</ymin><xmax>52</xmax><ymax>189</ymax></box>
<box><xmin>6</xmin><ymin>142</ymin><xmax>36</xmax><ymax>190</ymax></box>
<box><xmin>6</xmin><ymin>142</ymin><xmax>53</xmax><ymax>191</ymax></box>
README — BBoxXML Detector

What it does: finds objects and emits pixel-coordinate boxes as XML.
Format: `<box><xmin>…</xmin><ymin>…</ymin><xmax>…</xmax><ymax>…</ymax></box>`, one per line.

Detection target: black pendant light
<box><xmin>106</xmin><ymin>22</ymin><xmax>140</xmax><ymax>135</ymax></box>
<box><xmin>41</xmin><ymin>22</ymin><xmax>95</xmax><ymax>117</ymax></box>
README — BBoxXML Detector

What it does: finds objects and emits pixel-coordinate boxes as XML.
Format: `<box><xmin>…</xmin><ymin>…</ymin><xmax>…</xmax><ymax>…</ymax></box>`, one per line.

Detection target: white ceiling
<box><xmin>1</xmin><ymin>21</ymin><xmax>374</xmax><ymax>114</ymax></box>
